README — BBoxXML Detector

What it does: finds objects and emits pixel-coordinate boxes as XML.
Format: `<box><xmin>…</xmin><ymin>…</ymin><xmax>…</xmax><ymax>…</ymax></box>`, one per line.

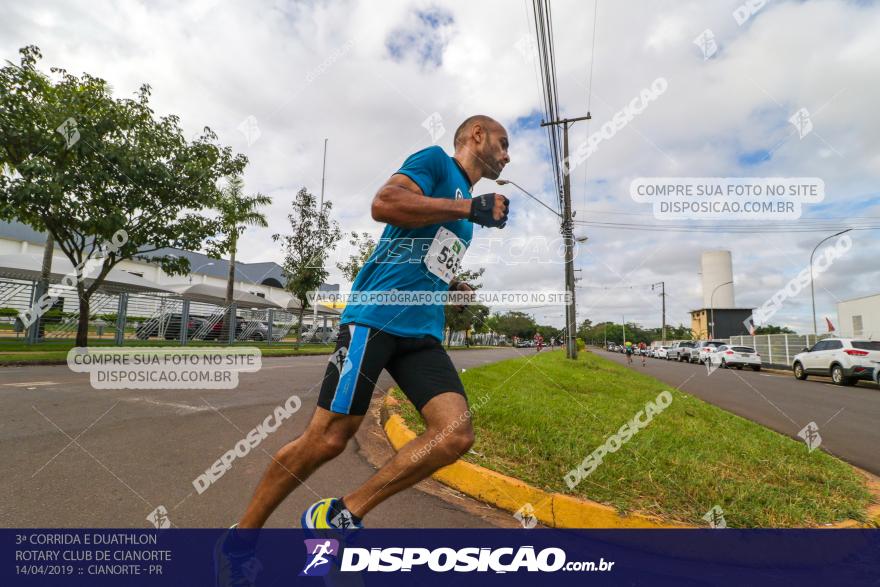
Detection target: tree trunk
<box><xmin>296</xmin><ymin>305</ymin><xmax>305</xmax><ymax>350</ymax></box>
<box><xmin>223</xmin><ymin>239</ymin><xmax>236</xmax><ymax>342</ymax></box>
<box><xmin>31</xmin><ymin>233</ymin><xmax>55</xmax><ymax>342</ymax></box>
<box><xmin>75</xmin><ymin>293</ymin><xmax>90</xmax><ymax>347</ymax></box>
<box><xmin>226</xmin><ymin>237</ymin><xmax>236</xmax><ymax>304</ymax></box>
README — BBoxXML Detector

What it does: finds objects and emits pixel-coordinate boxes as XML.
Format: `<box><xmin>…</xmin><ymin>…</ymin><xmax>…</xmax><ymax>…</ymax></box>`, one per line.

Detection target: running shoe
<box><xmin>301</xmin><ymin>498</ymin><xmax>363</xmax><ymax>531</ymax></box>
<box><xmin>213</xmin><ymin>525</ymin><xmax>261</xmax><ymax>587</ymax></box>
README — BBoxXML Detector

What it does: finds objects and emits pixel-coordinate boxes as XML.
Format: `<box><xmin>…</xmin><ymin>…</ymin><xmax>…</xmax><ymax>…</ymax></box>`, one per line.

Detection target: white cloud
<box><xmin>3</xmin><ymin>0</ymin><xmax>878</xmax><ymax>331</ymax></box>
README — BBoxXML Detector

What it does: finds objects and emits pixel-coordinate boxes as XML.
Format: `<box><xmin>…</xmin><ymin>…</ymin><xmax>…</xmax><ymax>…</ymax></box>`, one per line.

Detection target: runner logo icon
<box><xmin>300</xmin><ymin>539</ymin><xmax>340</xmax><ymax>576</ymax></box>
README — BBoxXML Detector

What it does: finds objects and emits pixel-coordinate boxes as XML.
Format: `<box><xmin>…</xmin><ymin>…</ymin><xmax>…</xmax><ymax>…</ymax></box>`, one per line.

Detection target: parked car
<box><xmin>691</xmin><ymin>340</ymin><xmax>728</xmax><ymax>364</ymax></box>
<box><xmin>135</xmin><ymin>314</ymin><xmax>207</xmax><ymax>340</ymax></box>
<box><xmin>238</xmin><ymin>320</ymin><xmax>283</xmax><ymax>341</ymax></box>
<box><xmin>203</xmin><ymin>318</ymin><xmax>273</xmax><ymax>342</ymax></box>
<box><xmin>667</xmin><ymin>341</ymin><xmax>696</xmax><ymax>362</ymax></box>
<box><xmin>707</xmin><ymin>345</ymin><xmax>762</xmax><ymax>371</ymax></box>
<box><xmin>302</xmin><ymin>325</ymin><xmax>337</xmax><ymax>344</ymax></box>
<box><xmin>792</xmin><ymin>338</ymin><xmax>880</xmax><ymax>386</ymax></box>
<box><xmin>515</xmin><ymin>340</ymin><xmax>533</xmax><ymax>348</ymax></box>
<box><xmin>655</xmin><ymin>346</ymin><xmax>670</xmax><ymax>360</ymax></box>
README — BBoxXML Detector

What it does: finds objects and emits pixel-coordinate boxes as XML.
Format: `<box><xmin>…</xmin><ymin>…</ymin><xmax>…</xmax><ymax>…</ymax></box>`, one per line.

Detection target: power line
<box><xmin>571</xmin><ymin>220</ymin><xmax>880</xmax><ymax>233</ymax></box>
<box><xmin>581</xmin><ymin>0</ymin><xmax>599</xmax><ymax>212</ymax></box>
<box><xmin>532</xmin><ymin>0</ymin><xmax>564</xmax><ymax>212</ymax></box>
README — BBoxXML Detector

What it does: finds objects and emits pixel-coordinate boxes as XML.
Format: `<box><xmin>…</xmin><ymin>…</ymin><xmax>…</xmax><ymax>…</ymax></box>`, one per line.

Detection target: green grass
<box><xmin>393</xmin><ymin>350</ymin><xmax>872</xmax><ymax>528</ymax></box>
<box><xmin>0</xmin><ymin>339</ymin><xmax>333</xmax><ymax>364</ymax></box>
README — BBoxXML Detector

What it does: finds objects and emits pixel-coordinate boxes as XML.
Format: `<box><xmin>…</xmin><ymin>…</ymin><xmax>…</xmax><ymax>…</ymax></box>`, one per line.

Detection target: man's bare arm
<box><xmin>371</xmin><ymin>174</ymin><xmax>471</xmax><ymax>229</ymax></box>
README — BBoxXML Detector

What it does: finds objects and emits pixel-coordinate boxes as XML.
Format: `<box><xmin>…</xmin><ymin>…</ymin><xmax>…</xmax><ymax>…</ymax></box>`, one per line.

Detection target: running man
<box><xmin>301</xmin><ymin>541</ymin><xmax>334</xmax><ymax>576</ymax></box>
<box><xmin>639</xmin><ymin>342</ymin><xmax>647</xmax><ymax>366</ymax></box>
<box><xmin>215</xmin><ymin>115</ymin><xmax>510</xmax><ymax>586</ymax></box>
<box><xmin>625</xmin><ymin>341</ymin><xmax>633</xmax><ymax>365</ymax></box>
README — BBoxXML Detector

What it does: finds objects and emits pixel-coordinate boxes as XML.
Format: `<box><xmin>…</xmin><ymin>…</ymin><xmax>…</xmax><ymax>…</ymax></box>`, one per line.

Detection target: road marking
<box><xmin>3</xmin><ymin>381</ymin><xmax>59</xmax><ymax>388</ymax></box>
<box><xmin>121</xmin><ymin>397</ymin><xmax>212</xmax><ymax>413</ymax></box>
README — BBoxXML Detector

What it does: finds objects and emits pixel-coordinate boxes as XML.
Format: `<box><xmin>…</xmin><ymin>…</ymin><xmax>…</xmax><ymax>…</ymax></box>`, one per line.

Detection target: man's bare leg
<box><xmin>237</xmin><ymin>407</ymin><xmax>363</xmax><ymax>529</ymax></box>
<box><xmin>342</xmin><ymin>392</ymin><xmax>473</xmax><ymax>518</ymax></box>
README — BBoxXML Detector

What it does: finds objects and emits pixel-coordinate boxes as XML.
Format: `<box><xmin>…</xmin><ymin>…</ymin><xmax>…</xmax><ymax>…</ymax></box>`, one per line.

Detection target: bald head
<box><xmin>453</xmin><ymin>115</ymin><xmax>502</xmax><ymax>148</ymax></box>
<box><xmin>452</xmin><ymin>115</ymin><xmax>510</xmax><ymax>181</ymax></box>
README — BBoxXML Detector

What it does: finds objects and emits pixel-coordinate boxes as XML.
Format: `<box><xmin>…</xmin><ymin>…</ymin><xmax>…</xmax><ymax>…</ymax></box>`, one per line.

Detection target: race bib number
<box><xmin>424</xmin><ymin>227</ymin><xmax>466</xmax><ymax>284</ymax></box>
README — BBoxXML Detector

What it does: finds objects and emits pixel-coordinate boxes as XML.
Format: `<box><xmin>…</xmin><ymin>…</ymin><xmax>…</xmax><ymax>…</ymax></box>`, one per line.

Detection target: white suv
<box><xmin>792</xmin><ymin>338</ymin><xmax>880</xmax><ymax>386</ymax></box>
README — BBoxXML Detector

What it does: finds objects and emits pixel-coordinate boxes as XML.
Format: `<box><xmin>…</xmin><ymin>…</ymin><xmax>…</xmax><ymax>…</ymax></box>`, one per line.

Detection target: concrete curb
<box><xmin>383</xmin><ymin>392</ymin><xmax>880</xmax><ymax>529</ymax></box>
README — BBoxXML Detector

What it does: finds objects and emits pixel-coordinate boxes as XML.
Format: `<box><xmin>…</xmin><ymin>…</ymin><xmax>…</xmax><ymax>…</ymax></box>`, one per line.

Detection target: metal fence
<box><xmin>0</xmin><ymin>277</ymin><xmax>339</xmax><ymax>345</ymax></box>
<box><xmin>647</xmin><ymin>334</ymin><xmax>829</xmax><ymax>368</ymax></box>
<box><xmin>2</xmin><ymin>276</ymin><xmax>512</xmax><ymax>348</ymax></box>
<box><xmin>724</xmin><ymin>334</ymin><xmax>826</xmax><ymax>368</ymax></box>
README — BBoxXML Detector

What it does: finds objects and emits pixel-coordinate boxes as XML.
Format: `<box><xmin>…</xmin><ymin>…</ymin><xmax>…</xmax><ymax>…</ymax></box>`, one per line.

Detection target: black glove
<box><xmin>469</xmin><ymin>193</ymin><xmax>509</xmax><ymax>228</ymax></box>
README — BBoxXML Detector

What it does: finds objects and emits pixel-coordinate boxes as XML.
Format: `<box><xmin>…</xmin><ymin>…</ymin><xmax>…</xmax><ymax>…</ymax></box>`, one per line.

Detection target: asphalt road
<box><xmin>597</xmin><ymin>349</ymin><xmax>880</xmax><ymax>475</ymax></box>
<box><xmin>0</xmin><ymin>347</ymin><xmax>529</xmax><ymax>528</ymax></box>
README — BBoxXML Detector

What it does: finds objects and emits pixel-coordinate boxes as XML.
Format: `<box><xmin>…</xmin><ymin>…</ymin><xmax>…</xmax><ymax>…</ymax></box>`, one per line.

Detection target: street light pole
<box><xmin>313</xmin><ymin>138</ymin><xmax>329</xmax><ymax>335</ymax></box>
<box><xmin>710</xmin><ymin>280</ymin><xmax>733</xmax><ymax>339</ymax></box>
<box><xmin>652</xmin><ymin>281</ymin><xmax>666</xmax><ymax>341</ymax></box>
<box><xmin>189</xmin><ymin>261</ymin><xmax>215</xmax><ymax>284</ymax></box>
<box><xmin>810</xmin><ymin>229</ymin><xmax>852</xmax><ymax>336</ymax></box>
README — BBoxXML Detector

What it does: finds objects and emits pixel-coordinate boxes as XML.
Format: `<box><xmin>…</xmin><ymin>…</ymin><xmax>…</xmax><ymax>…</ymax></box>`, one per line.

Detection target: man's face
<box><xmin>477</xmin><ymin>122</ymin><xmax>510</xmax><ymax>180</ymax></box>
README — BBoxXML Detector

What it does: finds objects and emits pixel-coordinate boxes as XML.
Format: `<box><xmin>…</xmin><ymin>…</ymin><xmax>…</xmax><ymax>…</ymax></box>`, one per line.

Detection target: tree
<box><xmin>274</xmin><ymin>187</ymin><xmax>341</xmax><ymax>347</ymax></box>
<box><xmin>537</xmin><ymin>324</ymin><xmax>562</xmax><ymax>341</ymax></box>
<box><xmin>576</xmin><ymin>318</ymin><xmax>697</xmax><ymax>346</ymax></box>
<box><xmin>444</xmin><ymin>267</ymin><xmax>485</xmax><ymax>345</ymax></box>
<box><xmin>336</xmin><ymin>231</ymin><xmax>376</xmax><ymax>283</ymax></box>
<box><xmin>490</xmin><ymin>311</ymin><xmax>538</xmax><ymax>340</ymax></box>
<box><xmin>754</xmin><ymin>324</ymin><xmax>795</xmax><ymax>335</ymax></box>
<box><xmin>447</xmin><ymin>303</ymin><xmax>490</xmax><ymax>345</ymax></box>
<box><xmin>1</xmin><ymin>46</ymin><xmax>246</xmax><ymax>346</ymax></box>
<box><xmin>205</xmin><ymin>175</ymin><xmax>271</xmax><ymax>338</ymax></box>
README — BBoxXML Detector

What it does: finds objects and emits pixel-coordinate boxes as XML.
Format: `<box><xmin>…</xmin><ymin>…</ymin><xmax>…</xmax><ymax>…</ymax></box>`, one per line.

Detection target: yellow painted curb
<box><xmin>383</xmin><ymin>393</ymin><xmax>880</xmax><ymax>529</ymax></box>
<box><xmin>383</xmin><ymin>410</ymin><xmax>689</xmax><ymax>529</ymax></box>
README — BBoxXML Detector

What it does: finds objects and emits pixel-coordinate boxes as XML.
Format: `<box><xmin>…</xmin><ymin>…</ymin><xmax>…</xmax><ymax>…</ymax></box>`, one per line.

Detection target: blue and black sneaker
<box><xmin>213</xmin><ymin>525</ymin><xmax>262</xmax><ymax>587</ymax></box>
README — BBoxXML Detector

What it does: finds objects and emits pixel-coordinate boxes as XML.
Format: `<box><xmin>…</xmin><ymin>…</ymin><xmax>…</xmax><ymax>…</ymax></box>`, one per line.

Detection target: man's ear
<box><xmin>472</xmin><ymin>123</ymin><xmax>484</xmax><ymax>145</ymax></box>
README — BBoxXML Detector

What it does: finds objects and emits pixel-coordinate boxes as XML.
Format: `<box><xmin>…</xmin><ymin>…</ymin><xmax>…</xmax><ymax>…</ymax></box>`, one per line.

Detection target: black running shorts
<box><xmin>317</xmin><ymin>323</ymin><xmax>467</xmax><ymax>416</ymax></box>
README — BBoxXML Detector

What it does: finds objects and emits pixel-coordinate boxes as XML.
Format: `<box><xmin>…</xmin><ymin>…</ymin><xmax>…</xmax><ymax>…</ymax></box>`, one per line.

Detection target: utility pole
<box><xmin>312</xmin><ymin>138</ymin><xmax>328</xmax><ymax>335</ymax></box>
<box><xmin>541</xmin><ymin>114</ymin><xmax>591</xmax><ymax>360</ymax></box>
<box><xmin>652</xmin><ymin>281</ymin><xmax>666</xmax><ymax>342</ymax></box>
<box><xmin>622</xmin><ymin>315</ymin><xmax>626</xmax><ymax>345</ymax></box>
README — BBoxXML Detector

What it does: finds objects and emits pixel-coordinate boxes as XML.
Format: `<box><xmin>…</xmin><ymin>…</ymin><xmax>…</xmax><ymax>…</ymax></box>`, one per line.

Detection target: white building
<box><xmin>0</xmin><ymin>220</ymin><xmax>339</xmax><ymax>328</ymax></box>
<box><xmin>837</xmin><ymin>293</ymin><xmax>880</xmax><ymax>339</ymax></box>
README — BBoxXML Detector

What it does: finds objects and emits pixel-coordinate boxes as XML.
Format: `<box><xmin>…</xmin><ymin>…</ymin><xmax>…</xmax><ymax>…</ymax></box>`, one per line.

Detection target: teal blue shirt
<box><xmin>341</xmin><ymin>146</ymin><xmax>473</xmax><ymax>341</ymax></box>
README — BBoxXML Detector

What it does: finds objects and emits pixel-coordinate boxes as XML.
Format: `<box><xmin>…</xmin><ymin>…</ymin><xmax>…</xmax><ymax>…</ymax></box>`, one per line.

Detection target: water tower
<box><xmin>701</xmin><ymin>250</ymin><xmax>735</xmax><ymax>308</ymax></box>
<box><xmin>689</xmin><ymin>250</ymin><xmax>753</xmax><ymax>339</ymax></box>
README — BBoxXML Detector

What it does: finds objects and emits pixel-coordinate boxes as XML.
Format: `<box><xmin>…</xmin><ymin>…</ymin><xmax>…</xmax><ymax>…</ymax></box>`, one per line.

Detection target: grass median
<box><xmin>392</xmin><ymin>349</ymin><xmax>873</xmax><ymax>527</ymax></box>
<box><xmin>0</xmin><ymin>339</ymin><xmax>334</xmax><ymax>365</ymax></box>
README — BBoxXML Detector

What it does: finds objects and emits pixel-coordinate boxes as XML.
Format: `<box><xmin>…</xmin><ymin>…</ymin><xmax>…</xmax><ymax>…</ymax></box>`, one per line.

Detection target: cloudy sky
<box><xmin>4</xmin><ymin>0</ymin><xmax>879</xmax><ymax>332</ymax></box>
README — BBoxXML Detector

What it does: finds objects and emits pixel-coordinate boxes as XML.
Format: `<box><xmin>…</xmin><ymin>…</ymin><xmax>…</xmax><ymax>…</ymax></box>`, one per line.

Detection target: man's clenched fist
<box><xmin>469</xmin><ymin>193</ymin><xmax>509</xmax><ymax>228</ymax></box>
